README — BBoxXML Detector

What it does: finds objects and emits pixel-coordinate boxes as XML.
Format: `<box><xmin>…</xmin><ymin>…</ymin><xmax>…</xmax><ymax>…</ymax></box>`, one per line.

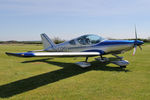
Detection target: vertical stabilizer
<box><xmin>41</xmin><ymin>33</ymin><xmax>55</xmax><ymax>49</ymax></box>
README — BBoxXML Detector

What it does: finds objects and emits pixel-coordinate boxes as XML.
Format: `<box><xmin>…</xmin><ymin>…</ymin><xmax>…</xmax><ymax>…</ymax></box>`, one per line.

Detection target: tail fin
<box><xmin>41</xmin><ymin>33</ymin><xmax>56</xmax><ymax>49</ymax></box>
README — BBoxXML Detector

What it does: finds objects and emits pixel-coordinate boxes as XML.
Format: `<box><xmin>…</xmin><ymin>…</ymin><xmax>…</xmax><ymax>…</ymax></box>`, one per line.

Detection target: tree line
<box><xmin>0</xmin><ymin>38</ymin><xmax>150</xmax><ymax>44</ymax></box>
<box><xmin>0</xmin><ymin>37</ymin><xmax>65</xmax><ymax>44</ymax></box>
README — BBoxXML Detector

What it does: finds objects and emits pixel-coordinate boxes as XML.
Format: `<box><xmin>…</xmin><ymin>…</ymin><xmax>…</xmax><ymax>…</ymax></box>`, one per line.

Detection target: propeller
<box><xmin>132</xmin><ymin>25</ymin><xmax>143</xmax><ymax>55</ymax></box>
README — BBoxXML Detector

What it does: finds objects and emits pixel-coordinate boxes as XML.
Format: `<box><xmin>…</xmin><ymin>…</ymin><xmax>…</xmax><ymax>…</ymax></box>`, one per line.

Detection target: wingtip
<box><xmin>5</xmin><ymin>52</ymin><xmax>17</xmax><ymax>56</ymax></box>
<box><xmin>5</xmin><ymin>52</ymin><xmax>35</xmax><ymax>57</ymax></box>
<box><xmin>5</xmin><ymin>52</ymin><xmax>23</xmax><ymax>57</ymax></box>
<box><xmin>5</xmin><ymin>52</ymin><xmax>11</xmax><ymax>55</ymax></box>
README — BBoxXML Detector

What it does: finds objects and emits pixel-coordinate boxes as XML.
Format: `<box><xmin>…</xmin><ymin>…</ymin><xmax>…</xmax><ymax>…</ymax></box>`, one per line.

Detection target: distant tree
<box><xmin>7</xmin><ymin>40</ymin><xmax>19</xmax><ymax>43</ymax></box>
<box><xmin>53</xmin><ymin>37</ymin><xmax>65</xmax><ymax>44</ymax></box>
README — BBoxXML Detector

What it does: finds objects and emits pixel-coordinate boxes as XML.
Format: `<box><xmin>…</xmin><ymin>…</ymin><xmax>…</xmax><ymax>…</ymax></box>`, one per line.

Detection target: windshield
<box><xmin>77</xmin><ymin>34</ymin><xmax>105</xmax><ymax>45</ymax></box>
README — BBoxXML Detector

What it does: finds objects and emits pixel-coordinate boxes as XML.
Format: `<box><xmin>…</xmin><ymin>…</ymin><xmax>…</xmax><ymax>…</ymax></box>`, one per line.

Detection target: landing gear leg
<box><xmin>85</xmin><ymin>56</ymin><xmax>88</xmax><ymax>62</ymax></box>
<box><xmin>112</xmin><ymin>54</ymin><xmax>123</xmax><ymax>60</ymax></box>
<box><xmin>100</xmin><ymin>55</ymin><xmax>103</xmax><ymax>60</ymax></box>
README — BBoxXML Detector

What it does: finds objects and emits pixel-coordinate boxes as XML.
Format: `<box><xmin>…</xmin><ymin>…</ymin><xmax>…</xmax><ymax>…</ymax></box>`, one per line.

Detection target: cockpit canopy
<box><xmin>77</xmin><ymin>34</ymin><xmax>105</xmax><ymax>45</ymax></box>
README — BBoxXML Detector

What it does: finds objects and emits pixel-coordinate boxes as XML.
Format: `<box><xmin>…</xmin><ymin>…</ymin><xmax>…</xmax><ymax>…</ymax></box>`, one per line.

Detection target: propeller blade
<box><xmin>133</xmin><ymin>45</ymin><xmax>137</xmax><ymax>56</ymax></box>
<box><xmin>135</xmin><ymin>25</ymin><xmax>137</xmax><ymax>41</ymax></box>
<box><xmin>132</xmin><ymin>25</ymin><xmax>143</xmax><ymax>55</ymax></box>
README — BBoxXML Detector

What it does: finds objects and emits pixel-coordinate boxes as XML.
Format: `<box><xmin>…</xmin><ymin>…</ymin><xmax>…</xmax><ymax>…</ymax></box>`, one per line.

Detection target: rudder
<box><xmin>41</xmin><ymin>33</ymin><xmax>55</xmax><ymax>49</ymax></box>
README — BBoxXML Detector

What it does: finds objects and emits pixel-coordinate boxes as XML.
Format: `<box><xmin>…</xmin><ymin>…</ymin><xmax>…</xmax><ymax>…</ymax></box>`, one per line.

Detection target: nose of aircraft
<box><xmin>135</xmin><ymin>40</ymin><xmax>144</xmax><ymax>46</ymax></box>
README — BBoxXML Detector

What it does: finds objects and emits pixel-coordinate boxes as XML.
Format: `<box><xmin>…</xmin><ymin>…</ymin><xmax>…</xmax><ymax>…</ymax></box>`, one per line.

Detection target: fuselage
<box><xmin>45</xmin><ymin>34</ymin><xmax>144</xmax><ymax>55</ymax></box>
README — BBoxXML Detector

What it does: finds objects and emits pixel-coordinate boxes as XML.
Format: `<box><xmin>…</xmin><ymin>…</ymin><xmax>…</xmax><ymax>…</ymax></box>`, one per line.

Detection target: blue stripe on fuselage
<box><xmin>94</xmin><ymin>40</ymin><xmax>135</xmax><ymax>47</ymax></box>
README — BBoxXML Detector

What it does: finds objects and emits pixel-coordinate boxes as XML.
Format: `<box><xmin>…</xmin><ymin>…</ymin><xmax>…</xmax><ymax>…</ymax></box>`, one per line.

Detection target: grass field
<box><xmin>0</xmin><ymin>44</ymin><xmax>150</xmax><ymax>100</ymax></box>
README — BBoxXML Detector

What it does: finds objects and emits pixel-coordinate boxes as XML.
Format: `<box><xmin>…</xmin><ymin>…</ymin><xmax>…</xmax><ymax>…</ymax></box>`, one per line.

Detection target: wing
<box><xmin>6</xmin><ymin>52</ymin><xmax>101</xmax><ymax>57</ymax></box>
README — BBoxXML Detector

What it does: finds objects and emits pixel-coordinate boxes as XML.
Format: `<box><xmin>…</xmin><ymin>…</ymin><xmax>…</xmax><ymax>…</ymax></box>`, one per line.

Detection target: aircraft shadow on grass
<box><xmin>0</xmin><ymin>58</ymin><xmax>129</xmax><ymax>98</ymax></box>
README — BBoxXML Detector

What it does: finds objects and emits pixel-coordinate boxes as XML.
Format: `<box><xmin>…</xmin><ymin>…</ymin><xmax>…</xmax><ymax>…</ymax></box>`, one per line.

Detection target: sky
<box><xmin>0</xmin><ymin>0</ymin><xmax>150</xmax><ymax>41</ymax></box>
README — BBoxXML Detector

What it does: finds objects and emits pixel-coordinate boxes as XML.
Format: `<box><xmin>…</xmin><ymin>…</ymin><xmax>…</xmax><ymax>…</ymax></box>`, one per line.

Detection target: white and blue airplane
<box><xmin>6</xmin><ymin>30</ymin><xmax>144</xmax><ymax>68</ymax></box>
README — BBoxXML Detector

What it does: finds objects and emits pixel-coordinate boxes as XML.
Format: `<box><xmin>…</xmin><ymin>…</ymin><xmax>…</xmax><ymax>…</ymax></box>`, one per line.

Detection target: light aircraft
<box><xmin>6</xmin><ymin>29</ymin><xmax>144</xmax><ymax>68</ymax></box>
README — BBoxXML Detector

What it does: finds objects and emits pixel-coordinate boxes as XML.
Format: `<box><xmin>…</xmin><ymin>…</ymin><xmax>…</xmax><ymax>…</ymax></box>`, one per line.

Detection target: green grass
<box><xmin>0</xmin><ymin>44</ymin><xmax>150</xmax><ymax>100</ymax></box>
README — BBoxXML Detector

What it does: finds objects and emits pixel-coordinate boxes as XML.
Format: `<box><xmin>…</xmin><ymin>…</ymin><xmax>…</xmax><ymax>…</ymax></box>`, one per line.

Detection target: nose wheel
<box><xmin>111</xmin><ymin>54</ymin><xmax>129</xmax><ymax>68</ymax></box>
